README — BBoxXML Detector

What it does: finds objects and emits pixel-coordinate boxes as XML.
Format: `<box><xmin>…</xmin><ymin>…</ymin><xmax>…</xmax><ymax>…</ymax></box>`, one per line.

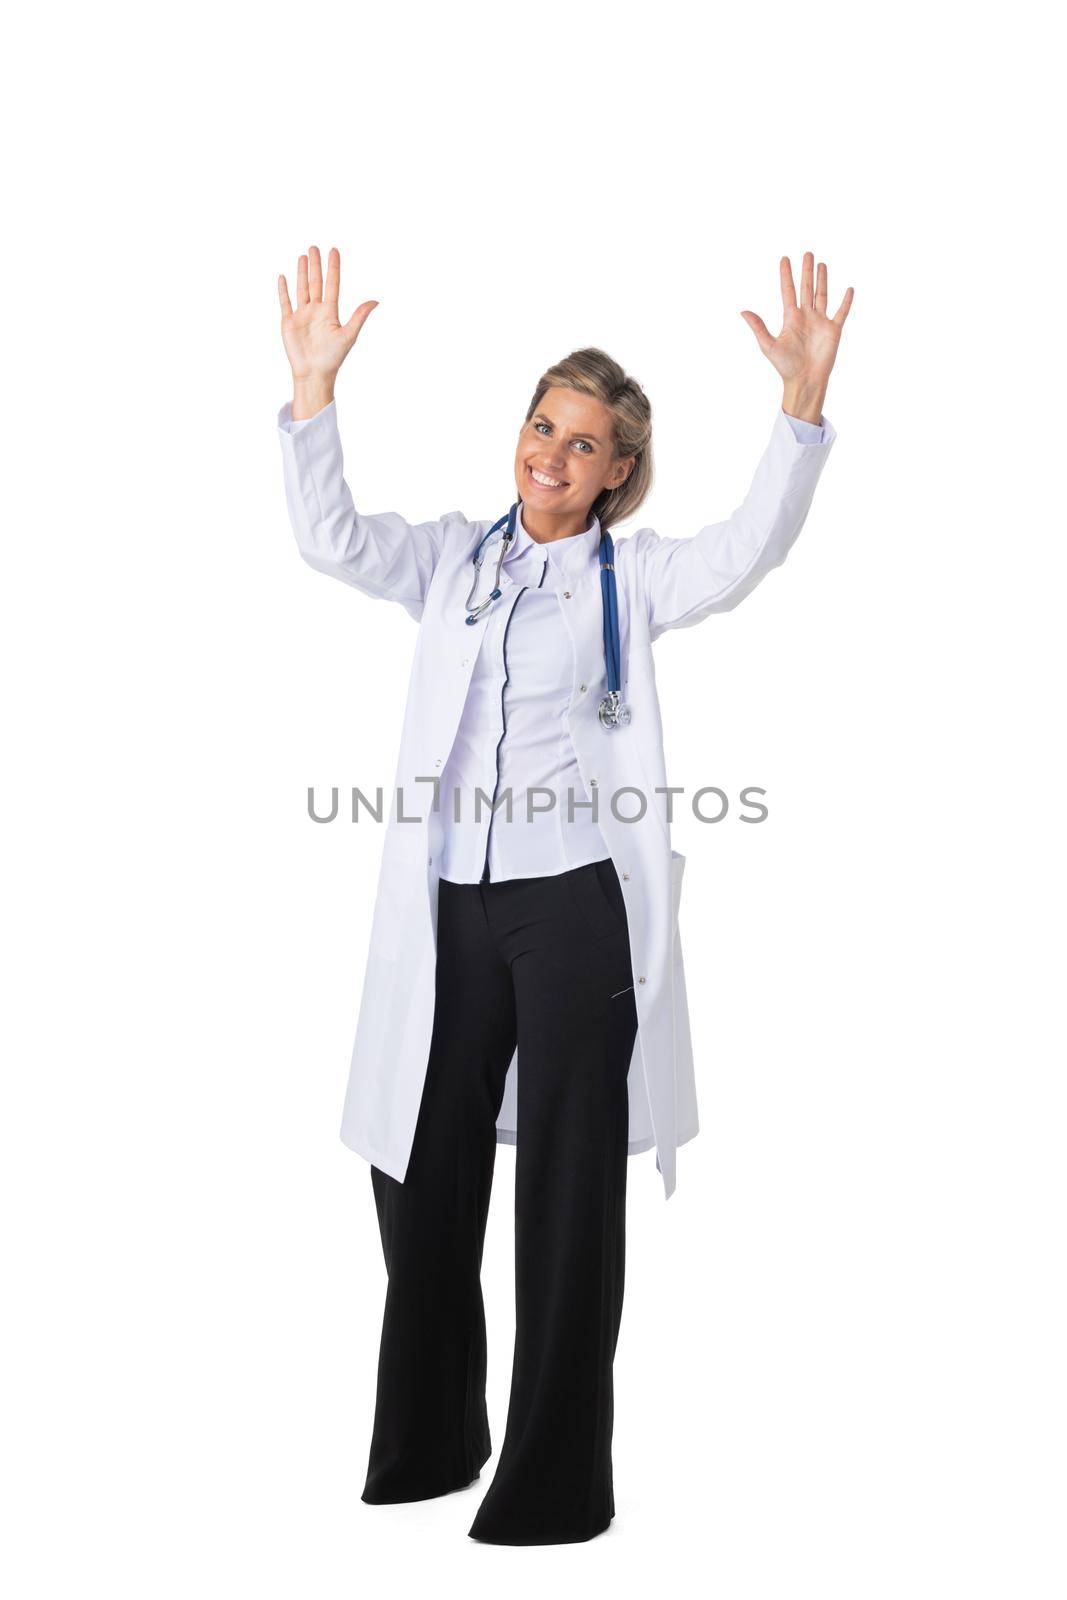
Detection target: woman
<box><xmin>276</xmin><ymin>245</ymin><xmax>851</xmax><ymax>1545</ymax></box>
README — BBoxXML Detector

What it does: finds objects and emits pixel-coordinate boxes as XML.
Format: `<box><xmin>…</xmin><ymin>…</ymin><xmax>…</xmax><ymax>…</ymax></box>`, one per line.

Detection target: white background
<box><xmin>3</xmin><ymin>1</ymin><xmax>1063</xmax><ymax>1594</ymax></box>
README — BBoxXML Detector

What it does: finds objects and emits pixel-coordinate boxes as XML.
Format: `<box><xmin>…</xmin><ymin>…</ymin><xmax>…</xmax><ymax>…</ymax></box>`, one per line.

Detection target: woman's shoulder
<box><xmin>610</xmin><ymin>525</ymin><xmax>661</xmax><ymax>562</ymax></box>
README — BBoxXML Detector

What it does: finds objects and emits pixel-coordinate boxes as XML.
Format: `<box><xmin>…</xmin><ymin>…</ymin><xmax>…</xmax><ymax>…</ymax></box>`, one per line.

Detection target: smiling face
<box><xmin>513</xmin><ymin>386</ymin><xmax>635</xmax><ymax>539</ymax></box>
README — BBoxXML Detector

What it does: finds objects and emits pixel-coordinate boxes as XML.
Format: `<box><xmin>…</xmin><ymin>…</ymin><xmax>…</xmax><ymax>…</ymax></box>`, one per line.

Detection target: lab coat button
<box><xmin>563</xmin><ymin>590</ymin><xmax>572</xmax><ymax>599</ymax></box>
<box><xmin>434</xmin><ymin>758</ymin><xmax>441</xmax><ymax>767</ymax></box>
<box><xmin>638</xmin><ymin>976</ymin><xmax>646</xmax><ymax>984</ymax></box>
<box><xmin>579</xmin><ymin>683</ymin><xmax>587</xmax><ymax>693</ymax></box>
<box><xmin>623</xmin><ymin>872</ymin><xmax>630</xmax><ymax>881</ymax></box>
<box><xmin>590</xmin><ymin>777</ymin><xmax>598</xmax><ymax>787</ymax></box>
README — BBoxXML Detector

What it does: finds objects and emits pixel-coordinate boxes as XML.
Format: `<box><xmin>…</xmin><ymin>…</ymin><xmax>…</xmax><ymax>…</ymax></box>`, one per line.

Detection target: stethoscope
<box><xmin>464</xmin><ymin>501</ymin><xmax>631</xmax><ymax>730</ymax></box>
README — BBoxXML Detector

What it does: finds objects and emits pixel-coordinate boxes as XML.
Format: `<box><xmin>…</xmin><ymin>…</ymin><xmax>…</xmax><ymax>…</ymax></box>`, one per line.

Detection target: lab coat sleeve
<box><xmin>277</xmin><ymin>397</ymin><xmax>457</xmax><ymax>623</ymax></box>
<box><xmin>637</xmin><ymin>406</ymin><xmax>838</xmax><ymax>641</ymax></box>
<box><xmin>781</xmin><ymin>410</ymin><xmax>827</xmax><ymax>445</ymax></box>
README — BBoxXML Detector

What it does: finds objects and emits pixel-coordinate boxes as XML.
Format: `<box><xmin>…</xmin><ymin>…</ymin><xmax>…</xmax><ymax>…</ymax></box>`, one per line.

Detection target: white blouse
<box><xmin>278</xmin><ymin>400</ymin><xmax>825</xmax><ymax>885</ymax></box>
<box><xmin>440</xmin><ymin>504</ymin><xmax>613</xmax><ymax>883</ymax></box>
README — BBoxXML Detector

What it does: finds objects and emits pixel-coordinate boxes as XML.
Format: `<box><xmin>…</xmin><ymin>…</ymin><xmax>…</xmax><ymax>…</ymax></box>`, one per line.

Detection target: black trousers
<box><xmin>360</xmin><ymin>858</ymin><xmax>639</xmax><ymax>1545</ymax></box>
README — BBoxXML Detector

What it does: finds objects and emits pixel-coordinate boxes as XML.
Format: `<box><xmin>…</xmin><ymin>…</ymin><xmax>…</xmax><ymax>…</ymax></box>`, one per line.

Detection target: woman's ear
<box><xmin>610</xmin><ymin>456</ymin><xmax>636</xmax><ymax>489</ymax></box>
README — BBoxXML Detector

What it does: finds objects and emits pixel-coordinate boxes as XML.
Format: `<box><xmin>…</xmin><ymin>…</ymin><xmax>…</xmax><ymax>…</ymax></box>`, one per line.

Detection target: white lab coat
<box><xmin>279</xmin><ymin>400</ymin><xmax>837</xmax><ymax>1199</ymax></box>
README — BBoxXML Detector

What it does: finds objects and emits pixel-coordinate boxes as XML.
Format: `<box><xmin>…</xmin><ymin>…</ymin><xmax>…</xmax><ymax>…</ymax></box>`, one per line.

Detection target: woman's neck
<box><xmin>519</xmin><ymin>502</ymin><xmax>594</xmax><ymax>544</ymax></box>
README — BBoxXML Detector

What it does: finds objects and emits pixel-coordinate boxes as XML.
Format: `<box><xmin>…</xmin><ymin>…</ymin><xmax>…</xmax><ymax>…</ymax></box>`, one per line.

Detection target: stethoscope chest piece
<box><xmin>598</xmin><ymin>689</ymin><xmax>631</xmax><ymax>729</ymax></box>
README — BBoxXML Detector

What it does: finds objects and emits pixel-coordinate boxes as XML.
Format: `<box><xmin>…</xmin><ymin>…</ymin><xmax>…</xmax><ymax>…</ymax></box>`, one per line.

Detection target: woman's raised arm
<box><xmin>636</xmin><ymin>252</ymin><xmax>852</xmax><ymax>640</ymax></box>
<box><xmin>633</xmin><ymin>404</ymin><xmax>838</xmax><ymax>640</ymax></box>
<box><xmin>276</xmin><ymin>245</ymin><xmax>458</xmax><ymax>620</ymax></box>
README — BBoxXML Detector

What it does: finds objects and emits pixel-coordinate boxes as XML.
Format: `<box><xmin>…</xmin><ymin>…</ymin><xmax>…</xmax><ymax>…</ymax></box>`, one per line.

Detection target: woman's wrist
<box><xmin>292</xmin><ymin>376</ymin><xmax>336</xmax><ymax>421</ymax></box>
<box><xmin>781</xmin><ymin>380</ymin><xmax>827</xmax><ymax>426</ymax></box>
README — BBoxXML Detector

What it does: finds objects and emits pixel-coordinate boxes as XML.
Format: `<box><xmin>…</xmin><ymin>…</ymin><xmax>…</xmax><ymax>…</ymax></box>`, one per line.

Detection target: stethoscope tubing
<box><xmin>464</xmin><ymin>504</ymin><xmax>517</xmax><ymax>623</ymax></box>
<box><xmin>599</xmin><ymin>537</ymin><xmax>621</xmax><ymax>695</ymax></box>
<box><xmin>464</xmin><ymin>502</ymin><xmax>630</xmax><ymax>727</ymax></box>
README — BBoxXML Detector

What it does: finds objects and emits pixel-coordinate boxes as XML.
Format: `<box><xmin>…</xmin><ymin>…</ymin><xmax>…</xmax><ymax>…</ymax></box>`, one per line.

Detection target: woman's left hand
<box><xmin>740</xmin><ymin>253</ymin><xmax>854</xmax><ymax>423</ymax></box>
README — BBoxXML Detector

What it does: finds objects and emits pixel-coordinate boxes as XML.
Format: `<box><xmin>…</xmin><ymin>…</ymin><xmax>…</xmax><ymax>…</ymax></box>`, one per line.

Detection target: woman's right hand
<box><xmin>278</xmin><ymin>245</ymin><xmax>379</xmax><ymax>419</ymax></box>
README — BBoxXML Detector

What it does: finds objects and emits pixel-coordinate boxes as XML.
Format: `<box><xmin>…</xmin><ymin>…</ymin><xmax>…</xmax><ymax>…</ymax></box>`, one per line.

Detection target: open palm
<box><xmin>740</xmin><ymin>253</ymin><xmax>853</xmax><ymax>390</ymax></box>
<box><xmin>278</xmin><ymin>245</ymin><xmax>378</xmax><ymax>384</ymax></box>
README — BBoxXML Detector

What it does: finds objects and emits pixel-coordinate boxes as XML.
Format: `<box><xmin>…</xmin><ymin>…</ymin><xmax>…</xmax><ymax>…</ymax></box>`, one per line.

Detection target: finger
<box><xmin>324</xmin><ymin>246</ymin><xmax>340</xmax><ymax>309</ymax></box>
<box><xmin>296</xmin><ymin>254</ymin><xmax>309</xmax><ymax>308</ymax></box>
<box><xmin>278</xmin><ymin>274</ymin><xmax>293</xmax><ymax>316</ymax></box>
<box><xmin>342</xmin><ymin>299</ymin><xmax>380</xmax><ymax>350</ymax></box>
<box><xmin>815</xmin><ymin>261</ymin><xmax>827</xmax><ymax>315</ymax></box>
<box><xmin>831</xmin><ymin>286</ymin><xmax>855</xmax><ymax>326</ymax></box>
<box><xmin>780</xmin><ymin>255</ymin><xmax>797</xmax><ymax>313</ymax></box>
<box><xmin>739</xmin><ymin>309</ymin><xmax>775</xmax><ymax>356</ymax></box>
<box><xmin>308</xmin><ymin>245</ymin><xmax>323</xmax><ymax>301</ymax></box>
<box><xmin>800</xmin><ymin>251</ymin><xmax>814</xmax><ymax>309</ymax></box>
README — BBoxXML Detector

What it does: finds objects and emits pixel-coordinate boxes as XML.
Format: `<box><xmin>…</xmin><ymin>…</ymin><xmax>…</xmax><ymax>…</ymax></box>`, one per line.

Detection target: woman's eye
<box><xmin>534</xmin><ymin>422</ymin><xmax>592</xmax><ymax>454</ymax></box>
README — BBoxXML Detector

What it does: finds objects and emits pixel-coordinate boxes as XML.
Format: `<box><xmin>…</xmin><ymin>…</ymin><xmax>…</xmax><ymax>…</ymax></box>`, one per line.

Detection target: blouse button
<box><xmin>563</xmin><ymin>590</ymin><xmax>572</xmax><ymax>599</ymax></box>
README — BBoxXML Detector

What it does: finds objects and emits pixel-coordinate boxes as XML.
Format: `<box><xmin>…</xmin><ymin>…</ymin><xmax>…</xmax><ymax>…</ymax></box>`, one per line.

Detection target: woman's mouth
<box><xmin>527</xmin><ymin>464</ymin><xmax>568</xmax><ymax>491</ymax></box>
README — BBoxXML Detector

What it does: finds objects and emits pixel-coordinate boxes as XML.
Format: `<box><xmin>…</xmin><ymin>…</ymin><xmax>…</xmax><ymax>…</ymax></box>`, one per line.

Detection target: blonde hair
<box><xmin>523</xmin><ymin>347</ymin><xmax>653</xmax><ymax>532</ymax></box>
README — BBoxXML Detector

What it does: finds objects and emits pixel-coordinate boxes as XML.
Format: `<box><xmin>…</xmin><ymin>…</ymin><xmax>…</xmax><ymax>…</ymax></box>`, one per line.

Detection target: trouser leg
<box><xmin>467</xmin><ymin>860</ymin><xmax>638</xmax><ymax>1545</ymax></box>
<box><xmin>361</xmin><ymin>877</ymin><xmax>516</xmax><ymax>1504</ymax></box>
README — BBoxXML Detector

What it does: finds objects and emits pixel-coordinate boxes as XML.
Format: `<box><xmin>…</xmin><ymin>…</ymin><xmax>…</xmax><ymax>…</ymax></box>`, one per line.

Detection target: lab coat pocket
<box><xmin>565</xmin><ymin>859</ymin><xmax>628</xmax><ymax>941</ymax></box>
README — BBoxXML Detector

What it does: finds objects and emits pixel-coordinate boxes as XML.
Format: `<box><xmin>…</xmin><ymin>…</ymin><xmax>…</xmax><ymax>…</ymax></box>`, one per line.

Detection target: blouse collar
<box><xmin>507</xmin><ymin>500</ymin><xmax>604</xmax><ymax>579</ymax></box>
